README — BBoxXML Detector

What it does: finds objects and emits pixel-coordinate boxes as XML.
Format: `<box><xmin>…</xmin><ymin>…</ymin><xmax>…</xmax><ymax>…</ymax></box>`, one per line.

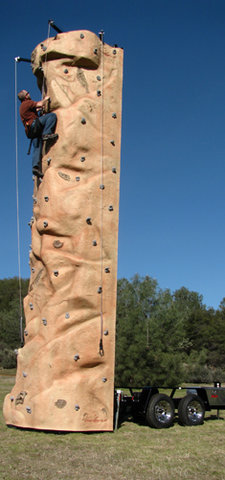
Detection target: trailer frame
<box><xmin>114</xmin><ymin>382</ymin><xmax>225</xmax><ymax>429</ymax></box>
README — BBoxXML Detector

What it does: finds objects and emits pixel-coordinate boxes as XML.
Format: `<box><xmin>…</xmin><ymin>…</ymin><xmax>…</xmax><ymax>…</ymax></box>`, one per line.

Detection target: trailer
<box><xmin>114</xmin><ymin>382</ymin><xmax>225</xmax><ymax>429</ymax></box>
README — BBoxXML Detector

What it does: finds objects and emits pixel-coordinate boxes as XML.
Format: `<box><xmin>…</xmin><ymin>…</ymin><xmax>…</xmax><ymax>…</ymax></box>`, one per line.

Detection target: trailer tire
<box><xmin>146</xmin><ymin>393</ymin><xmax>175</xmax><ymax>428</ymax></box>
<box><xmin>178</xmin><ymin>394</ymin><xmax>205</xmax><ymax>426</ymax></box>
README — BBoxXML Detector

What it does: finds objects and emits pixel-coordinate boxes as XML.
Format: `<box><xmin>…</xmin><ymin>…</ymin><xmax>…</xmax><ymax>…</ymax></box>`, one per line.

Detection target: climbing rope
<box><xmin>41</xmin><ymin>21</ymin><xmax>52</xmax><ymax>99</ymax></box>
<box><xmin>99</xmin><ymin>30</ymin><xmax>105</xmax><ymax>356</ymax></box>
<box><xmin>14</xmin><ymin>58</ymin><xmax>24</xmax><ymax>346</ymax></box>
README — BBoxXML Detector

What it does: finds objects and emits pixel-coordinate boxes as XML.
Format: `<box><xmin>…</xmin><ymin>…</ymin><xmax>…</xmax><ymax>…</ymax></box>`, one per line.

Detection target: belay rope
<box><xmin>14</xmin><ymin>57</ymin><xmax>24</xmax><ymax>346</ymax></box>
<box><xmin>41</xmin><ymin>20</ymin><xmax>51</xmax><ymax>99</ymax></box>
<box><xmin>99</xmin><ymin>30</ymin><xmax>105</xmax><ymax>356</ymax></box>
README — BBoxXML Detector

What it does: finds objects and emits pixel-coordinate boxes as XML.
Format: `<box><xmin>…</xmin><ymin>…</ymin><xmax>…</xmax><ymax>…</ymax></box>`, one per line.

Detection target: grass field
<box><xmin>1</xmin><ymin>375</ymin><xmax>225</xmax><ymax>480</ymax></box>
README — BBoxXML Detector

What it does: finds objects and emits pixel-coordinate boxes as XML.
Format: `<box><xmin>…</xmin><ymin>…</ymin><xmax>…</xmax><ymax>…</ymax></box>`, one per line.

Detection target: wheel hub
<box><xmin>155</xmin><ymin>401</ymin><xmax>173</xmax><ymax>424</ymax></box>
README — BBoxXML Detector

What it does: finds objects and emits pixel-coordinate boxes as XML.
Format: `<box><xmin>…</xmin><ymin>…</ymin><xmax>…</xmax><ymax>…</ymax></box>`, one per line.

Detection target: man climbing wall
<box><xmin>18</xmin><ymin>89</ymin><xmax>58</xmax><ymax>178</ymax></box>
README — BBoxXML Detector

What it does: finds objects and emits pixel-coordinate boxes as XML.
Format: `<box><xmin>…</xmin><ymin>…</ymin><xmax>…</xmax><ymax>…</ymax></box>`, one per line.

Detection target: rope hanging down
<box><xmin>99</xmin><ymin>30</ymin><xmax>105</xmax><ymax>357</ymax></box>
<box><xmin>41</xmin><ymin>21</ymin><xmax>51</xmax><ymax>99</ymax></box>
<box><xmin>14</xmin><ymin>58</ymin><xmax>24</xmax><ymax>347</ymax></box>
<box><xmin>41</xmin><ymin>20</ymin><xmax>63</xmax><ymax>99</ymax></box>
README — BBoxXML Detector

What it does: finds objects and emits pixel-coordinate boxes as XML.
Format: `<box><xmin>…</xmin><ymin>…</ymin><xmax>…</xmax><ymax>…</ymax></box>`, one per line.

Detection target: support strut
<box><xmin>48</xmin><ymin>19</ymin><xmax>63</xmax><ymax>34</ymax></box>
<box><xmin>15</xmin><ymin>57</ymin><xmax>31</xmax><ymax>63</ymax></box>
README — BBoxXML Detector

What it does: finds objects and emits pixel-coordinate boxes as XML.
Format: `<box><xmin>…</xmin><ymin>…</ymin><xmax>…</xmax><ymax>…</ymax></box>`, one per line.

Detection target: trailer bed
<box><xmin>115</xmin><ymin>383</ymin><xmax>225</xmax><ymax>429</ymax></box>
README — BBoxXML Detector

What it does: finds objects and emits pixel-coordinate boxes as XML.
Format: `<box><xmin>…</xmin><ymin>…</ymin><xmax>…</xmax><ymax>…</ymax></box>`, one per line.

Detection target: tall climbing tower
<box><xmin>4</xmin><ymin>29</ymin><xmax>123</xmax><ymax>431</ymax></box>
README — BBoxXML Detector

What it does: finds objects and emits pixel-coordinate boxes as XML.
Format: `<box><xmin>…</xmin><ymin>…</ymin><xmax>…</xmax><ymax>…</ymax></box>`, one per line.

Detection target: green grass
<box><xmin>1</xmin><ymin>375</ymin><xmax>225</xmax><ymax>479</ymax></box>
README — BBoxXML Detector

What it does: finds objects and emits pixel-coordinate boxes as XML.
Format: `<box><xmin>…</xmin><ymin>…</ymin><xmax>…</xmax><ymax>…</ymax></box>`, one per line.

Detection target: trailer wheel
<box><xmin>146</xmin><ymin>393</ymin><xmax>175</xmax><ymax>428</ymax></box>
<box><xmin>178</xmin><ymin>394</ymin><xmax>205</xmax><ymax>426</ymax></box>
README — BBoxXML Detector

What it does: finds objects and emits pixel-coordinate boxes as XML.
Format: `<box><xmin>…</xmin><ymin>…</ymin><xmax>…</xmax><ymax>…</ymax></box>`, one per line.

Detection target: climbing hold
<box><xmin>44</xmin><ymin>196</ymin><xmax>49</xmax><ymax>202</ymax></box>
<box><xmin>14</xmin><ymin>349</ymin><xmax>18</xmax><ymax>355</ymax></box>
<box><xmin>24</xmin><ymin>330</ymin><xmax>28</xmax><ymax>336</ymax></box>
<box><xmin>15</xmin><ymin>391</ymin><xmax>27</xmax><ymax>405</ymax></box>
<box><xmin>110</xmin><ymin>140</ymin><xmax>115</xmax><ymax>146</ymax></box>
<box><xmin>43</xmin><ymin>221</ymin><xmax>48</xmax><ymax>228</ymax></box>
<box><xmin>80</xmin><ymin>156</ymin><xmax>86</xmax><ymax>162</ymax></box>
<box><xmin>28</xmin><ymin>217</ymin><xmax>34</xmax><ymax>227</ymax></box>
<box><xmin>74</xmin><ymin>354</ymin><xmax>80</xmax><ymax>361</ymax></box>
<box><xmin>97</xmin><ymin>90</ymin><xmax>101</xmax><ymax>96</ymax></box>
<box><xmin>53</xmin><ymin>240</ymin><xmax>64</xmax><ymax>249</ymax></box>
<box><xmin>55</xmin><ymin>399</ymin><xmax>67</xmax><ymax>408</ymax></box>
<box><xmin>23</xmin><ymin>372</ymin><xmax>27</xmax><ymax>378</ymax></box>
<box><xmin>42</xmin><ymin>318</ymin><xmax>47</xmax><ymax>326</ymax></box>
<box><xmin>113</xmin><ymin>49</ymin><xmax>117</xmax><ymax>55</ymax></box>
<box><xmin>92</xmin><ymin>240</ymin><xmax>97</xmax><ymax>246</ymax></box>
<box><xmin>86</xmin><ymin>217</ymin><xmax>92</xmax><ymax>225</ymax></box>
<box><xmin>100</xmin><ymin>184</ymin><xmax>105</xmax><ymax>190</ymax></box>
<box><xmin>47</xmin><ymin>158</ymin><xmax>51</xmax><ymax>165</ymax></box>
<box><xmin>93</xmin><ymin>48</ymin><xmax>98</xmax><ymax>54</ymax></box>
<box><xmin>65</xmin><ymin>312</ymin><xmax>70</xmax><ymax>319</ymax></box>
<box><xmin>64</xmin><ymin>68</ymin><xmax>69</xmax><ymax>74</ymax></box>
<box><xmin>76</xmin><ymin>176</ymin><xmax>80</xmax><ymax>182</ymax></box>
<box><xmin>112</xmin><ymin>167</ymin><xmax>117</xmax><ymax>173</ymax></box>
<box><xmin>31</xmin><ymin>268</ymin><xmax>35</xmax><ymax>273</ymax></box>
<box><xmin>102</xmin><ymin>377</ymin><xmax>107</xmax><ymax>382</ymax></box>
<box><xmin>98</xmin><ymin>286</ymin><xmax>102</xmax><ymax>294</ymax></box>
<box><xmin>81</xmin><ymin>118</ymin><xmax>86</xmax><ymax>125</ymax></box>
<box><xmin>41</xmin><ymin>43</ymin><xmax>47</xmax><ymax>51</ymax></box>
<box><xmin>75</xmin><ymin>404</ymin><xmax>80</xmax><ymax>411</ymax></box>
<box><xmin>33</xmin><ymin>197</ymin><xmax>37</xmax><ymax>204</ymax></box>
<box><xmin>104</xmin><ymin>330</ymin><xmax>109</xmax><ymax>336</ymax></box>
<box><xmin>53</xmin><ymin>270</ymin><xmax>59</xmax><ymax>277</ymax></box>
<box><xmin>97</xmin><ymin>75</ymin><xmax>101</xmax><ymax>81</ymax></box>
<box><xmin>108</xmin><ymin>205</ymin><xmax>114</xmax><ymax>211</ymax></box>
<box><xmin>26</xmin><ymin>407</ymin><xmax>32</xmax><ymax>414</ymax></box>
<box><xmin>112</xmin><ymin>113</ymin><xmax>117</xmax><ymax>119</ymax></box>
<box><xmin>58</xmin><ymin>171</ymin><xmax>71</xmax><ymax>181</ymax></box>
<box><xmin>29</xmin><ymin>302</ymin><xmax>34</xmax><ymax>310</ymax></box>
<box><xmin>80</xmin><ymin>33</ymin><xmax>84</xmax><ymax>39</ymax></box>
<box><xmin>105</xmin><ymin>267</ymin><xmax>110</xmax><ymax>273</ymax></box>
<box><xmin>10</xmin><ymin>396</ymin><xmax>14</xmax><ymax>402</ymax></box>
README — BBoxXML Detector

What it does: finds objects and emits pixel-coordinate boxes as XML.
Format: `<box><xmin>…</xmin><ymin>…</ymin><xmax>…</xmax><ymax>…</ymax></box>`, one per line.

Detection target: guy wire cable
<box><xmin>14</xmin><ymin>58</ymin><xmax>24</xmax><ymax>346</ymax></box>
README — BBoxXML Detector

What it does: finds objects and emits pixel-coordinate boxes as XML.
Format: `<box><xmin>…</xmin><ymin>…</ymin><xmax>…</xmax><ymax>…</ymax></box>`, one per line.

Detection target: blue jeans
<box><xmin>32</xmin><ymin>113</ymin><xmax>57</xmax><ymax>169</ymax></box>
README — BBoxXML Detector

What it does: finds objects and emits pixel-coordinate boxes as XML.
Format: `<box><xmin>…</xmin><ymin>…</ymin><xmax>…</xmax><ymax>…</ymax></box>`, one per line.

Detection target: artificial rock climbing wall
<box><xmin>3</xmin><ymin>30</ymin><xmax>123</xmax><ymax>431</ymax></box>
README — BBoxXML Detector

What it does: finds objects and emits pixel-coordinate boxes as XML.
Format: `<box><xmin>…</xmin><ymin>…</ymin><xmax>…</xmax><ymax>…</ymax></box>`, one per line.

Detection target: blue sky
<box><xmin>1</xmin><ymin>0</ymin><xmax>224</xmax><ymax>308</ymax></box>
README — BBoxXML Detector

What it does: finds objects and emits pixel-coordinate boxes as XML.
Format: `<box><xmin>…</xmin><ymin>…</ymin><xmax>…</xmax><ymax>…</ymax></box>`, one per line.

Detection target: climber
<box><xmin>18</xmin><ymin>90</ymin><xmax>58</xmax><ymax>178</ymax></box>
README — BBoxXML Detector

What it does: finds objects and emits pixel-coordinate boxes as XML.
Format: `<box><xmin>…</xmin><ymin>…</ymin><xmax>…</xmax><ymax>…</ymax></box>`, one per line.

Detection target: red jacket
<box><xmin>19</xmin><ymin>99</ymin><xmax>38</xmax><ymax>137</ymax></box>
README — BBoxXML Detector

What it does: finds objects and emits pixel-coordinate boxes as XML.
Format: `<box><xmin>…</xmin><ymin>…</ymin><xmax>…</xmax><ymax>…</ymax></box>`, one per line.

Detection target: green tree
<box><xmin>0</xmin><ymin>277</ymin><xmax>28</xmax><ymax>367</ymax></box>
<box><xmin>116</xmin><ymin>275</ymin><xmax>187</xmax><ymax>386</ymax></box>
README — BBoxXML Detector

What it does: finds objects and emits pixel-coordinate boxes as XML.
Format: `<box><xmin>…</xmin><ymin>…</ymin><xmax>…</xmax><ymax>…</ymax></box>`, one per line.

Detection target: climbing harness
<box><xmin>99</xmin><ymin>30</ymin><xmax>105</xmax><ymax>357</ymax></box>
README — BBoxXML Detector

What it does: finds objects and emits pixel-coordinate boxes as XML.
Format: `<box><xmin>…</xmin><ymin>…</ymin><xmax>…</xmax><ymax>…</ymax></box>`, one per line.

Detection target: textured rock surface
<box><xmin>3</xmin><ymin>30</ymin><xmax>123</xmax><ymax>431</ymax></box>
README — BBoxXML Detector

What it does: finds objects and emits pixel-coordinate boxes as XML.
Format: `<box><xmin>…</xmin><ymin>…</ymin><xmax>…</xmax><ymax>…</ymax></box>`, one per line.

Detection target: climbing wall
<box><xmin>3</xmin><ymin>30</ymin><xmax>123</xmax><ymax>431</ymax></box>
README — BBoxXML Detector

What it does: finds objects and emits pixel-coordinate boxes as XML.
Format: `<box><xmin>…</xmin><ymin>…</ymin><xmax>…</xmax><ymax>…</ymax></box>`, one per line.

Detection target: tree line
<box><xmin>116</xmin><ymin>275</ymin><xmax>225</xmax><ymax>386</ymax></box>
<box><xmin>0</xmin><ymin>275</ymin><xmax>225</xmax><ymax>386</ymax></box>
